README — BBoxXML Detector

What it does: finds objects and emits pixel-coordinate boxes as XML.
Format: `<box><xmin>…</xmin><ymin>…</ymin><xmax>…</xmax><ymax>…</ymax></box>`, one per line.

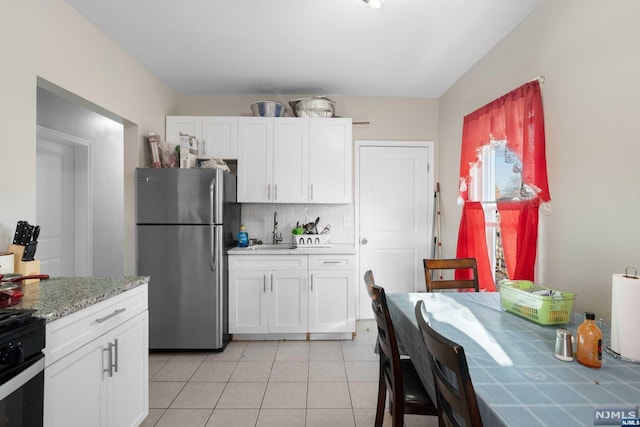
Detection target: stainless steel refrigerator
<box><xmin>135</xmin><ymin>168</ymin><xmax>239</xmax><ymax>350</ymax></box>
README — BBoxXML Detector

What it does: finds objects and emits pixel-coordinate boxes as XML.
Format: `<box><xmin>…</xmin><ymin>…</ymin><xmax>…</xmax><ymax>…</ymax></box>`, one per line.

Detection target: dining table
<box><xmin>387</xmin><ymin>292</ymin><xmax>640</xmax><ymax>427</ymax></box>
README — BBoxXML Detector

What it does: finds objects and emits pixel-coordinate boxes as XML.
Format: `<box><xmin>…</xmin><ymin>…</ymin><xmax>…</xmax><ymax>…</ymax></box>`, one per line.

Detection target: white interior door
<box><xmin>36</xmin><ymin>126</ymin><xmax>91</xmax><ymax>276</ymax></box>
<box><xmin>357</xmin><ymin>142</ymin><xmax>433</xmax><ymax>319</ymax></box>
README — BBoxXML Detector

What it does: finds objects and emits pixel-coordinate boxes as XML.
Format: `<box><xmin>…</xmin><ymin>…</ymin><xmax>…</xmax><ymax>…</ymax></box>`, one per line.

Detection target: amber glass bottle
<box><xmin>576</xmin><ymin>312</ymin><xmax>602</xmax><ymax>368</ymax></box>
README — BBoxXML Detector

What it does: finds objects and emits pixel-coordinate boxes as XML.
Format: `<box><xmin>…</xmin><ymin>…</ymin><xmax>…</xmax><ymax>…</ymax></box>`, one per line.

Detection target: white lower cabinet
<box><xmin>44</xmin><ymin>285</ymin><xmax>149</xmax><ymax>427</ymax></box>
<box><xmin>229</xmin><ymin>254</ymin><xmax>355</xmax><ymax>337</ymax></box>
<box><xmin>309</xmin><ymin>255</ymin><xmax>356</xmax><ymax>334</ymax></box>
<box><xmin>229</xmin><ymin>256</ymin><xmax>308</xmax><ymax>334</ymax></box>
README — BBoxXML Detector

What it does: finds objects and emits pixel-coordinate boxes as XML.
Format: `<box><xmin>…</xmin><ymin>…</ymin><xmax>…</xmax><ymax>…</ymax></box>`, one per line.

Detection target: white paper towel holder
<box><xmin>605</xmin><ymin>267</ymin><xmax>640</xmax><ymax>363</ymax></box>
<box><xmin>622</xmin><ymin>266</ymin><xmax>638</xmax><ymax>279</ymax></box>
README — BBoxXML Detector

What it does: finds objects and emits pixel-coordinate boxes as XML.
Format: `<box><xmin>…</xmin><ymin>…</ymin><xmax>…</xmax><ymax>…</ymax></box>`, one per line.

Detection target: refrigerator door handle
<box><xmin>210</xmin><ymin>225</ymin><xmax>216</xmax><ymax>272</ymax></box>
<box><xmin>209</xmin><ymin>175</ymin><xmax>216</xmax><ymax>224</ymax></box>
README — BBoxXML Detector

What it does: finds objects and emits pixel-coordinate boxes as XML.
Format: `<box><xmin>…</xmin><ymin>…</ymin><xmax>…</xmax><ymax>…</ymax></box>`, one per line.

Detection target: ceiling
<box><xmin>66</xmin><ymin>0</ymin><xmax>541</xmax><ymax>98</ymax></box>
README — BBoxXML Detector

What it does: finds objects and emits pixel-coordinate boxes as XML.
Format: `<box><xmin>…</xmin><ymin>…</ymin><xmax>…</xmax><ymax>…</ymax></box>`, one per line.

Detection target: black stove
<box><xmin>0</xmin><ymin>309</ymin><xmax>45</xmax><ymax>381</ymax></box>
<box><xmin>0</xmin><ymin>307</ymin><xmax>45</xmax><ymax>426</ymax></box>
<box><xmin>0</xmin><ymin>308</ymin><xmax>37</xmax><ymax>329</ymax></box>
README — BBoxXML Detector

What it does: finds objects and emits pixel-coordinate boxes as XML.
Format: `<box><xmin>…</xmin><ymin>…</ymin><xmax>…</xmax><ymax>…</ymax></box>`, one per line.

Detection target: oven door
<box><xmin>0</xmin><ymin>354</ymin><xmax>44</xmax><ymax>427</ymax></box>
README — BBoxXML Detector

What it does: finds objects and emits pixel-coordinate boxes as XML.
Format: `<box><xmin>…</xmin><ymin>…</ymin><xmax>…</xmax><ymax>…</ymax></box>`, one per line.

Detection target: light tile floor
<box><xmin>142</xmin><ymin>320</ymin><xmax>437</xmax><ymax>427</ymax></box>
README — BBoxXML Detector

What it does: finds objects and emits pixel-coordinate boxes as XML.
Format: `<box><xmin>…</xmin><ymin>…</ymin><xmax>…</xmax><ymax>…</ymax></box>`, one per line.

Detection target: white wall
<box><xmin>37</xmin><ymin>88</ymin><xmax>125</xmax><ymax>276</ymax></box>
<box><xmin>177</xmin><ymin>95</ymin><xmax>439</xmax><ymax>142</ymax></box>
<box><xmin>0</xmin><ymin>0</ymin><xmax>177</xmax><ymax>275</ymax></box>
<box><xmin>439</xmin><ymin>0</ymin><xmax>640</xmax><ymax>320</ymax></box>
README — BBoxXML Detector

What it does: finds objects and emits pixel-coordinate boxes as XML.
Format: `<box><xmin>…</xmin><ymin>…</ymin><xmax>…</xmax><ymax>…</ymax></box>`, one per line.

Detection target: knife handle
<box><xmin>22</xmin><ymin>242</ymin><xmax>37</xmax><ymax>261</ymax></box>
<box><xmin>13</xmin><ymin>221</ymin><xmax>25</xmax><ymax>245</ymax></box>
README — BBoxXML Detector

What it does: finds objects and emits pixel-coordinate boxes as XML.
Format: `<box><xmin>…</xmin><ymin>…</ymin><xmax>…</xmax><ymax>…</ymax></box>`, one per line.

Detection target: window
<box><xmin>456</xmin><ymin>80</ymin><xmax>550</xmax><ymax>291</ymax></box>
<box><xmin>470</xmin><ymin>141</ymin><xmax>528</xmax><ymax>282</ymax></box>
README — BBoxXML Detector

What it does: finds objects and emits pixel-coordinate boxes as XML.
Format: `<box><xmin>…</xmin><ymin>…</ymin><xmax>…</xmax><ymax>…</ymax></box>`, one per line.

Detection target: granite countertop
<box><xmin>13</xmin><ymin>276</ymin><xmax>149</xmax><ymax>323</ymax></box>
<box><xmin>228</xmin><ymin>243</ymin><xmax>356</xmax><ymax>255</ymax></box>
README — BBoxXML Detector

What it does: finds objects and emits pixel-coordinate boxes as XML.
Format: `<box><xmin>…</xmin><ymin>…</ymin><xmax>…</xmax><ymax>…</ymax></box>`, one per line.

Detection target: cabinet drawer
<box><xmin>45</xmin><ymin>285</ymin><xmax>148</xmax><ymax>367</ymax></box>
<box><xmin>229</xmin><ymin>255</ymin><xmax>308</xmax><ymax>271</ymax></box>
<box><xmin>308</xmin><ymin>255</ymin><xmax>356</xmax><ymax>270</ymax></box>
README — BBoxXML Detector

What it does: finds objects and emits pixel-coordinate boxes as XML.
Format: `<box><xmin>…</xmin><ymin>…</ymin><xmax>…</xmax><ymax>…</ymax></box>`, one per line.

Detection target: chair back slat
<box><xmin>424</xmin><ymin>258</ymin><xmax>479</xmax><ymax>292</ymax></box>
<box><xmin>415</xmin><ymin>300</ymin><xmax>483</xmax><ymax>427</ymax></box>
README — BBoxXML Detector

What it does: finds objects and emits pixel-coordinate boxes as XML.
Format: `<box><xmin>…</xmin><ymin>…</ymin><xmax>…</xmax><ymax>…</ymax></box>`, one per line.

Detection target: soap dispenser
<box><xmin>237</xmin><ymin>225</ymin><xmax>249</xmax><ymax>248</ymax></box>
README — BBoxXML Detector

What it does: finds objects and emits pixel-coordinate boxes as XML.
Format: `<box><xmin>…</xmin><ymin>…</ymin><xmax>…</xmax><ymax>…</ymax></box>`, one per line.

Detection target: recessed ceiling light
<box><xmin>363</xmin><ymin>0</ymin><xmax>384</xmax><ymax>10</ymax></box>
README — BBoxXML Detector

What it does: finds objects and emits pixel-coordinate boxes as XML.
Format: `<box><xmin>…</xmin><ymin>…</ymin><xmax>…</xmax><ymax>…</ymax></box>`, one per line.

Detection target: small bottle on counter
<box><xmin>237</xmin><ymin>225</ymin><xmax>249</xmax><ymax>248</ymax></box>
<box><xmin>576</xmin><ymin>311</ymin><xmax>602</xmax><ymax>368</ymax></box>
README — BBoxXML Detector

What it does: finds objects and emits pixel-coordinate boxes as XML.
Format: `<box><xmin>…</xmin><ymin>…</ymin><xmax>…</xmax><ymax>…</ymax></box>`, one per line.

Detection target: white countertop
<box><xmin>228</xmin><ymin>243</ymin><xmax>356</xmax><ymax>255</ymax></box>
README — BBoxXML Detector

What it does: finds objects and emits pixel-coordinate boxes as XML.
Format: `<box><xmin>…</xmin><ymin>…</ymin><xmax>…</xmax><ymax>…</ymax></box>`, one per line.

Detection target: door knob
<box><xmin>361</xmin><ymin>238</ymin><xmax>368</xmax><ymax>245</ymax></box>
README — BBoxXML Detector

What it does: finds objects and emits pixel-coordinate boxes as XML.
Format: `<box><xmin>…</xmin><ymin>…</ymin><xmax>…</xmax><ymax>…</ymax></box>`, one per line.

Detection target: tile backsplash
<box><xmin>240</xmin><ymin>204</ymin><xmax>355</xmax><ymax>245</ymax></box>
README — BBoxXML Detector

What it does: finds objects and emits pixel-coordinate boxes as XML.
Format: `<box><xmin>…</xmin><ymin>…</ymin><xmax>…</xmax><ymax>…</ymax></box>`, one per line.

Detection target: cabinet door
<box><xmin>308</xmin><ymin>269</ymin><xmax>356</xmax><ymax>333</ymax></box>
<box><xmin>269</xmin><ymin>270</ymin><xmax>308</xmax><ymax>333</ymax></box>
<box><xmin>108</xmin><ymin>311</ymin><xmax>149</xmax><ymax>427</ymax></box>
<box><xmin>166</xmin><ymin>116</ymin><xmax>202</xmax><ymax>145</ymax></box>
<box><xmin>309</xmin><ymin>118</ymin><xmax>353</xmax><ymax>203</ymax></box>
<box><xmin>273</xmin><ymin>118</ymin><xmax>309</xmax><ymax>203</ymax></box>
<box><xmin>229</xmin><ymin>270</ymin><xmax>269</xmax><ymax>333</ymax></box>
<box><xmin>201</xmin><ymin>117</ymin><xmax>238</xmax><ymax>159</ymax></box>
<box><xmin>44</xmin><ymin>339</ymin><xmax>106</xmax><ymax>427</ymax></box>
<box><xmin>238</xmin><ymin>117</ymin><xmax>274</xmax><ymax>202</ymax></box>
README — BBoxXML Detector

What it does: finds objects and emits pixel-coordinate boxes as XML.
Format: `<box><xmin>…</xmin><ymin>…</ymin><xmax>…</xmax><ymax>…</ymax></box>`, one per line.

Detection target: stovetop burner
<box><xmin>0</xmin><ymin>308</ymin><xmax>36</xmax><ymax>328</ymax></box>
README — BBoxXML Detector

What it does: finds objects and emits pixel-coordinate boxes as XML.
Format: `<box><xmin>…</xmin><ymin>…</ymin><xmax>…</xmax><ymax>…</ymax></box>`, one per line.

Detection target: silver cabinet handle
<box><xmin>96</xmin><ymin>308</ymin><xmax>126</xmax><ymax>323</ymax></box>
<box><xmin>322</xmin><ymin>260</ymin><xmax>342</xmax><ymax>264</ymax></box>
<box><xmin>103</xmin><ymin>342</ymin><xmax>114</xmax><ymax>377</ymax></box>
<box><xmin>264</xmin><ymin>275</ymin><xmax>267</xmax><ymax>292</ymax></box>
<box><xmin>270</xmin><ymin>275</ymin><xmax>274</xmax><ymax>292</ymax></box>
<box><xmin>310</xmin><ymin>274</ymin><xmax>314</xmax><ymax>292</ymax></box>
<box><xmin>113</xmin><ymin>339</ymin><xmax>119</xmax><ymax>374</ymax></box>
<box><xmin>310</xmin><ymin>184</ymin><xmax>314</xmax><ymax>201</ymax></box>
<box><xmin>103</xmin><ymin>345</ymin><xmax>112</xmax><ymax>377</ymax></box>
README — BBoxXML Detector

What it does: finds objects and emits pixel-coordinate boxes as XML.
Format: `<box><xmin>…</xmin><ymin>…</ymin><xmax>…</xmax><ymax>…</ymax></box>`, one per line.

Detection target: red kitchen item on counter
<box><xmin>0</xmin><ymin>287</ymin><xmax>24</xmax><ymax>308</ymax></box>
<box><xmin>0</xmin><ymin>274</ymin><xmax>49</xmax><ymax>284</ymax></box>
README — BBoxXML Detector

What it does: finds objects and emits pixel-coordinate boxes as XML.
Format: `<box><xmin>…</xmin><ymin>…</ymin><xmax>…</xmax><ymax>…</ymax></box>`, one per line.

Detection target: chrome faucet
<box><xmin>273</xmin><ymin>212</ymin><xmax>283</xmax><ymax>244</ymax></box>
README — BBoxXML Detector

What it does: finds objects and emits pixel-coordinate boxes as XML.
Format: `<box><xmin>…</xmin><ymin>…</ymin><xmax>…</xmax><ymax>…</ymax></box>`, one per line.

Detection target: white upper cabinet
<box><xmin>238</xmin><ymin>117</ymin><xmax>352</xmax><ymax>204</ymax></box>
<box><xmin>166</xmin><ymin>116</ymin><xmax>202</xmax><ymax>144</ymax></box>
<box><xmin>166</xmin><ymin>116</ymin><xmax>238</xmax><ymax>159</ymax></box>
<box><xmin>237</xmin><ymin>117</ymin><xmax>274</xmax><ymax>202</ymax></box>
<box><xmin>273</xmin><ymin>118</ymin><xmax>309</xmax><ymax>203</ymax></box>
<box><xmin>201</xmin><ymin>117</ymin><xmax>238</xmax><ymax>159</ymax></box>
<box><xmin>309</xmin><ymin>119</ymin><xmax>352</xmax><ymax>204</ymax></box>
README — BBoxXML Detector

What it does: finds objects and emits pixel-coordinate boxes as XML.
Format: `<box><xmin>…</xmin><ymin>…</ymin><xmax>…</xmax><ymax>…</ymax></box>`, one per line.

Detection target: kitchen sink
<box><xmin>249</xmin><ymin>244</ymin><xmax>296</xmax><ymax>250</ymax></box>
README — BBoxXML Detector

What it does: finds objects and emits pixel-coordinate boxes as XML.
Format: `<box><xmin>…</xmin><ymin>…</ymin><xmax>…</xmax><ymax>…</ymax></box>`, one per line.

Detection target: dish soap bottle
<box><xmin>576</xmin><ymin>311</ymin><xmax>602</xmax><ymax>368</ymax></box>
<box><xmin>237</xmin><ymin>225</ymin><xmax>249</xmax><ymax>248</ymax></box>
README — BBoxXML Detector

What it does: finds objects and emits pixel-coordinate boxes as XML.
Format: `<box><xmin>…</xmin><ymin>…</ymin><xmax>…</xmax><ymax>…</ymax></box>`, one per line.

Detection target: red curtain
<box><xmin>458</xmin><ymin>80</ymin><xmax>550</xmax><ymax>203</ymax></box>
<box><xmin>455</xmin><ymin>202</ymin><xmax>496</xmax><ymax>292</ymax></box>
<box><xmin>456</xmin><ymin>80</ymin><xmax>550</xmax><ymax>288</ymax></box>
<box><xmin>497</xmin><ymin>199</ymin><xmax>540</xmax><ymax>280</ymax></box>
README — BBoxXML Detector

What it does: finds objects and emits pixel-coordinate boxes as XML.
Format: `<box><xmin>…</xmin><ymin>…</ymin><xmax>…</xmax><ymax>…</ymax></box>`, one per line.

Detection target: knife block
<box><xmin>7</xmin><ymin>244</ymin><xmax>41</xmax><ymax>284</ymax></box>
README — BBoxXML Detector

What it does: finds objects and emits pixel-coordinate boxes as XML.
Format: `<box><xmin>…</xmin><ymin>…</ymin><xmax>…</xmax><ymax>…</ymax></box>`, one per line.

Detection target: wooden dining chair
<box><xmin>414</xmin><ymin>300</ymin><xmax>483</xmax><ymax>427</ymax></box>
<box><xmin>364</xmin><ymin>270</ymin><xmax>437</xmax><ymax>427</ymax></box>
<box><xmin>424</xmin><ymin>258</ymin><xmax>480</xmax><ymax>292</ymax></box>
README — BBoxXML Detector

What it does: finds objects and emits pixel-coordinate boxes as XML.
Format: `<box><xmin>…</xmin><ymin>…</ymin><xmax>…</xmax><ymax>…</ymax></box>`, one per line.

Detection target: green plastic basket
<box><xmin>498</xmin><ymin>280</ymin><xmax>576</xmax><ymax>325</ymax></box>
